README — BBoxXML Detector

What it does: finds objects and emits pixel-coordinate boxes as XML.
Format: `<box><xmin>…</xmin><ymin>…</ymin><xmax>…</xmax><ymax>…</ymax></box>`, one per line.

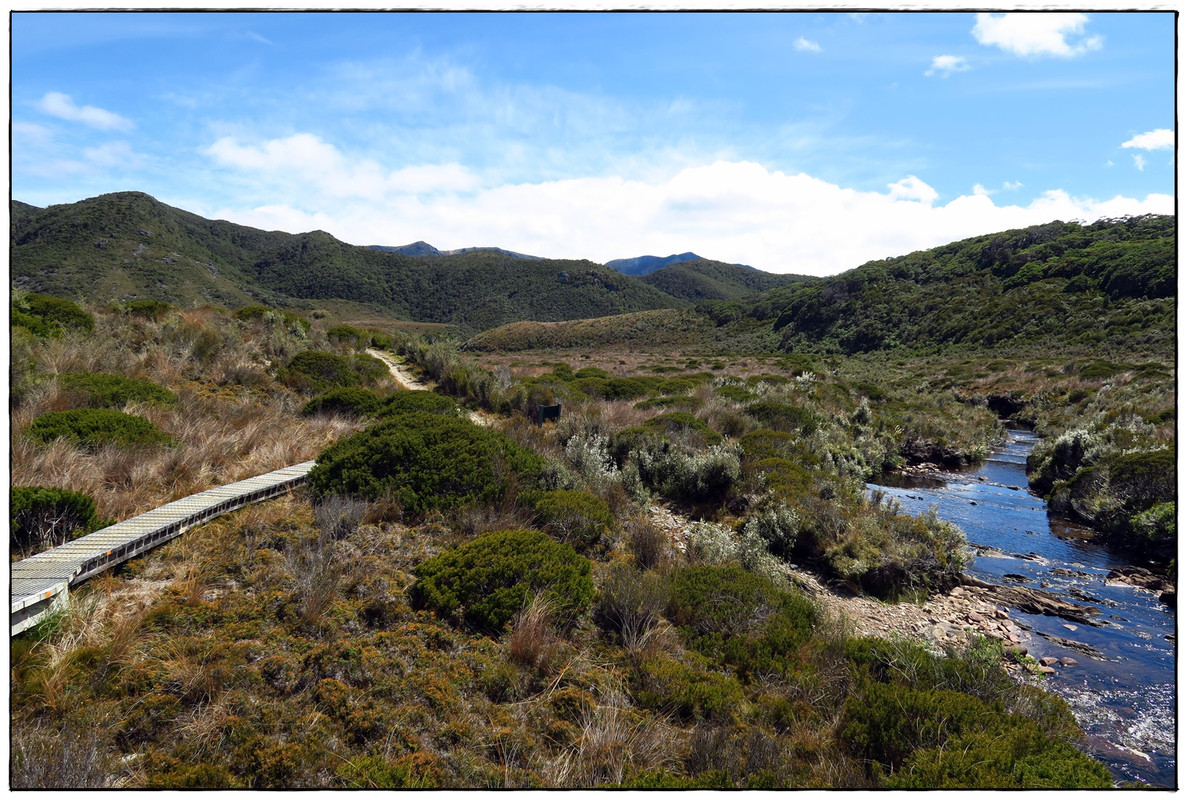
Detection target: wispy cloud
<box><xmin>925</xmin><ymin>55</ymin><xmax>971</xmax><ymax>77</ymax></box>
<box><xmin>200</xmin><ymin>141</ymin><xmax>1171</xmax><ymax>275</ymax></box>
<box><xmin>794</xmin><ymin>37</ymin><xmax>822</xmax><ymax>53</ymax></box>
<box><xmin>1121</xmin><ymin>129</ymin><xmax>1173</xmax><ymax>150</ymax></box>
<box><xmin>1132</xmin><ymin>154</ymin><xmax>1146</xmax><ymax>171</ymax></box>
<box><xmin>973</xmin><ymin>13</ymin><xmax>1103</xmax><ymax>58</ymax></box>
<box><xmin>35</xmin><ymin>91</ymin><xmax>134</xmax><ymax>131</ymax></box>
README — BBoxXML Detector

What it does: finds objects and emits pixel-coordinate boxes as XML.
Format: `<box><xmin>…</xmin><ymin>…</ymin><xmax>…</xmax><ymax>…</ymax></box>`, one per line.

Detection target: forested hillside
<box><xmin>639</xmin><ymin>259</ymin><xmax>813</xmax><ymax>302</ymax></box>
<box><xmin>10</xmin><ymin>193</ymin><xmax>687</xmax><ymax>333</ymax></box>
<box><xmin>702</xmin><ymin>215</ymin><xmax>1174</xmax><ymax>357</ymax></box>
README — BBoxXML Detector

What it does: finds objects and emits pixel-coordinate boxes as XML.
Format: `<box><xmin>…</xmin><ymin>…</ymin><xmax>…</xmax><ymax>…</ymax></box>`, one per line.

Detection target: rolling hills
<box><xmin>11</xmin><ymin>193</ymin><xmax>805</xmax><ymax>333</ymax></box>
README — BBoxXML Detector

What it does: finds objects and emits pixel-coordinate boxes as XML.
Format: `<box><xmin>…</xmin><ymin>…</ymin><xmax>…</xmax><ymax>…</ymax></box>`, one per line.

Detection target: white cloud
<box><xmin>200</xmin><ymin>146</ymin><xmax>1173</xmax><ymax>276</ymax></box>
<box><xmin>794</xmin><ymin>37</ymin><xmax>822</xmax><ymax>53</ymax></box>
<box><xmin>204</xmin><ymin>133</ymin><xmax>480</xmax><ymax>200</ymax></box>
<box><xmin>973</xmin><ymin>183</ymin><xmax>992</xmax><ymax>196</ymax></box>
<box><xmin>1132</xmin><ymin>154</ymin><xmax>1146</xmax><ymax>171</ymax></box>
<box><xmin>35</xmin><ymin>92</ymin><xmax>134</xmax><ymax>132</ymax></box>
<box><xmin>1002</xmin><ymin>181</ymin><xmax>1023</xmax><ymax>191</ymax></box>
<box><xmin>925</xmin><ymin>55</ymin><xmax>971</xmax><ymax>77</ymax></box>
<box><xmin>973</xmin><ymin>13</ymin><xmax>1103</xmax><ymax>58</ymax></box>
<box><xmin>1121</xmin><ymin>129</ymin><xmax>1173</xmax><ymax>150</ymax></box>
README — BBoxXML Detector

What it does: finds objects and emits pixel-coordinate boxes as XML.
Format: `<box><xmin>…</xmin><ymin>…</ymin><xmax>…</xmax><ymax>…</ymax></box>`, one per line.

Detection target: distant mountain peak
<box><xmin>367</xmin><ymin>242</ymin><xmax>543</xmax><ymax>260</ymax></box>
<box><xmin>605</xmin><ymin>252</ymin><xmax>707</xmax><ymax>275</ymax></box>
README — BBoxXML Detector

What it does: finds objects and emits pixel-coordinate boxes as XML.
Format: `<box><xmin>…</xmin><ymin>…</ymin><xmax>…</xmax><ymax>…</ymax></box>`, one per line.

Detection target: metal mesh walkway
<box><xmin>11</xmin><ymin>461</ymin><xmax>316</xmax><ymax>636</ymax></box>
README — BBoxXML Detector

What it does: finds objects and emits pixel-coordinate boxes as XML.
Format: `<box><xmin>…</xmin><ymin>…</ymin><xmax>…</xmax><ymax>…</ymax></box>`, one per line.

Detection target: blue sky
<box><xmin>11</xmin><ymin>10</ymin><xmax>1175</xmax><ymax>275</ymax></box>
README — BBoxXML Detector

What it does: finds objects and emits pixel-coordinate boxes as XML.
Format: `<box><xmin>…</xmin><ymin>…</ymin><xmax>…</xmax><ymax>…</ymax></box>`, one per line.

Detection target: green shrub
<box><xmin>740</xmin><ymin>500</ymin><xmax>800</xmax><ymax>558</ymax></box>
<box><xmin>11</xmin><ymin>486</ymin><xmax>110</xmax><ymax>554</ymax></box>
<box><xmin>308</xmin><ymin>412</ymin><xmax>543</xmax><ymax>518</ymax></box>
<box><xmin>633</xmin><ymin>654</ymin><xmax>743</xmax><ymax>722</ymax></box>
<box><xmin>281</xmin><ymin>350</ymin><xmax>386</xmax><ymax>393</ymax></box>
<box><xmin>25</xmin><ymin>409</ymin><xmax>175</xmax><ymax>449</ymax></box>
<box><xmin>58</xmin><ymin>372</ymin><xmax>177</xmax><ymax>409</ymax></box>
<box><xmin>519</xmin><ymin>489</ymin><xmax>614</xmax><ymax>553</ymax></box>
<box><xmin>411</xmin><ymin>528</ymin><xmax>594</xmax><ymax>632</ymax></box>
<box><xmin>659</xmin><ymin>444</ymin><xmax>743</xmax><ymax>505</ymax></box>
<box><xmin>233</xmin><ymin>304</ymin><xmax>311</xmax><ymax>334</ymax></box>
<box><xmin>122</xmin><ymin>299</ymin><xmax>174</xmax><ymax>320</ymax></box>
<box><xmin>744</xmin><ymin>401</ymin><xmax>820</xmax><ymax>435</ymax></box>
<box><xmin>326</xmin><ymin>324</ymin><xmax>366</xmax><ymax>347</ymax></box>
<box><xmin>666</xmin><ymin>565</ymin><xmax>818</xmax><ymax>680</ymax></box>
<box><xmin>378</xmin><ymin>390</ymin><xmax>458</xmax><ymax>418</ymax></box>
<box><xmin>12</xmin><ymin>293</ymin><xmax>93</xmax><ymax>338</ymax></box>
<box><xmin>644</xmin><ymin>411</ymin><xmax>722</xmax><ymax>445</ymax></box>
<box><xmin>301</xmin><ymin>387</ymin><xmax>383</xmax><ymax>418</ymax></box>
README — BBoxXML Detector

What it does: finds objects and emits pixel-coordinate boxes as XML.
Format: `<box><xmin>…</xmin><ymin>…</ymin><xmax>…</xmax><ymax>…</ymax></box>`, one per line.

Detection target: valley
<box><xmin>9</xmin><ymin>194</ymin><xmax>1175</xmax><ymax>789</ymax></box>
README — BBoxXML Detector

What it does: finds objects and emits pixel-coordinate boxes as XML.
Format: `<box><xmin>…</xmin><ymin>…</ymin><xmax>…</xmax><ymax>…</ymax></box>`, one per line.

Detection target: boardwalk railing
<box><xmin>11</xmin><ymin>461</ymin><xmax>316</xmax><ymax>637</ymax></box>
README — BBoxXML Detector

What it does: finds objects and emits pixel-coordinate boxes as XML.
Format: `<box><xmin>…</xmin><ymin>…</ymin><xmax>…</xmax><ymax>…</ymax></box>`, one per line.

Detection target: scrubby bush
<box><xmin>308</xmin><ymin>412</ymin><xmax>543</xmax><ymax>518</ymax></box>
<box><xmin>740</xmin><ymin>500</ymin><xmax>800</xmax><ymax>558</ymax></box>
<box><xmin>281</xmin><ymin>350</ymin><xmax>387</xmax><ymax>393</ymax></box>
<box><xmin>326</xmin><ymin>324</ymin><xmax>366</xmax><ymax>347</ymax></box>
<box><xmin>519</xmin><ymin>489</ymin><xmax>614</xmax><ymax>553</ymax></box>
<box><xmin>58</xmin><ymin>372</ymin><xmax>177</xmax><ymax>409</ymax></box>
<box><xmin>233</xmin><ymin>304</ymin><xmax>311</xmax><ymax>335</ymax></box>
<box><xmin>122</xmin><ymin>299</ymin><xmax>174</xmax><ymax>320</ymax></box>
<box><xmin>12</xmin><ymin>293</ymin><xmax>94</xmax><ymax>338</ymax></box>
<box><xmin>659</xmin><ymin>444</ymin><xmax>743</xmax><ymax>506</ymax></box>
<box><xmin>644</xmin><ymin>411</ymin><xmax>722</xmax><ymax>446</ymax></box>
<box><xmin>378</xmin><ymin>390</ymin><xmax>458</xmax><ymax>418</ymax></box>
<box><xmin>743</xmin><ymin>401</ymin><xmax>820</xmax><ymax>435</ymax></box>
<box><xmin>25</xmin><ymin>409</ymin><xmax>175</xmax><ymax>449</ymax></box>
<box><xmin>11</xmin><ymin>486</ymin><xmax>110</xmax><ymax>554</ymax></box>
<box><xmin>666</xmin><ymin>565</ymin><xmax>818</xmax><ymax>681</ymax></box>
<box><xmin>595</xmin><ymin>562</ymin><xmax>669</xmax><ymax>648</ymax></box>
<box><xmin>633</xmin><ymin>654</ymin><xmax>743</xmax><ymax>722</ymax></box>
<box><xmin>301</xmin><ymin>387</ymin><xmax>383</xmax><ymax>418</ymax></box>
<box><xmin>411</xmin><ymin>528</ymin><xmax>594</xmax><ymax>632</ymax></box>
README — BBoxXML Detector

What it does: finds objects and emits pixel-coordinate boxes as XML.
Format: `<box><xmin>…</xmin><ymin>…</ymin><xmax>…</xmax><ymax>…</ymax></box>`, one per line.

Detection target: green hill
<box><xmin>10</xmin><ymin>192</ymin><xmax>686</xmax><ymax>332</ymax></box>
<box><xmin>639</xmin><ymin>258</ymin><xmax>814</xmax><ymax>302</ymax></box>
<box><xmin>704</xmin><ymin>215</ymin><xmax>1175</xmax><ymax>357</ymax></box>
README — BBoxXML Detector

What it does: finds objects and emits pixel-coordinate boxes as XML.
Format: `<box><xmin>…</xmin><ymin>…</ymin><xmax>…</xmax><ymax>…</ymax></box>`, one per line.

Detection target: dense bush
<box><xmin>11</xmin><ymin>486</ymin><xmax>110</xmax><ymax>554</ymax></box>
<box><xmin>25</xmin><ymin>409</ymin><xmax>175</xmax><ymax>449</ymax></box>
<box><xmin>644</xmin><ymin>411</ymin><xmax>722</xmax><ymax>445</ymax></box>
<box><xmin>301</xmin><ymin>387</ymin><xmax>383</xmax><ymax>418</ymax></box>
<box><xmin>12</xmin><ymin>293</ymin><xmax>94</xmax><ymax>338</ymax></box>
<box><xmin>379</xmin><ymin>390</ymin><xmax>458</xmax><ymax>418</ymax></box>
<box><xmin>233</xmin><ymin>304</ymin><xmax>311</xmax><ymax>335</ymax></box>
<box><xmin>411</xmin><ymin>528</ymin><xmax>594</xmax><ymax>632</ymax></box>
<box><xmin>281</xmin><ymin>350</ymin><xmax>387</xmax><ymax>393</ymax></box>
<box><xmin>633</xmin><ymin>654</ymin><xmax>743</xmax><ymax>722</ymax></box>
<box><xmin>743</xmin><ymin>401</ymin><xmax>820</xmax><ymax>435</ymax></box>
<box><xmin>58</xmin><ymin>372</ymin><xmax>177</xmax><ymax>409</ymax></box>
<box><xmin>666</xmin><ymin>565</ymin><xmax>818</xmax><ymax>681</ymax></box>
<box><xmin>122</xmin><ymin>299</ymin><xmax>174</xmax><ymax>320</ymax></box>
<box><xmin>519</xmin><ymin>489</ymin><xmax>614</xmax><ymax>553</ymax></box>
<box><xmin>308</xmin><ymin>412</ymin><xmax>542</xmax><ymax>518</ymax></box>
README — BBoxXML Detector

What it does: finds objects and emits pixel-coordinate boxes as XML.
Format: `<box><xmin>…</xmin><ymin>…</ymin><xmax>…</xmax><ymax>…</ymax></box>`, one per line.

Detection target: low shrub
<box><xmin>595</xmin><ymin>563</ymin><xmax>669</xmax><ymax>649</ymax></box>
<box><xmin>58</xmin><ymin>372</ymin><xmax>177</xmax><ymax>409</ymax></box>
<box><xmin>301</xmin><ymin>388</ymin><xmax>383</xmax><ymax>418</ymax></box>
<box><xmin>12</xmin><ymin>293</ymin><xmax>94</xmax><ymax>338</ymax></box>
<box><xmin>233</xmin><ymin>304</ymin><xmax>311</xmax><ymax>335</ymax></box>
<box><xmin>309</xmin><ymin>412</ymin><xmax>542</xmax><ymax>518</ymax></box>
<box><xmin>25</xmin><ymin>409</ymin><xmax>175</xmax><ymax>449</ymax></box>
<box><xmin>743</xmin><ymin>401</ymin><xmax>820</xmax><ymax>435</ymax></box>
<box><xmin>378</xmin><ymin>390</ymin><xmax>458</xmax><ymax>418</ymax></box>
<box><xmin>122</xmin><ymin>299</ymin><xmax>174</xmax><ymax>320</ymax></box>
<box><xmin>666</xmin><ymin>565</ymin><xmax>818</xmax><ymax>681</ymax></box>
<box><xmin>519</xmin><ymin>488</ymin><xmax>614</xmax><ymax>553</ymax></box>
<box><xmin>644</xmin><ymin>411</ymin><xmax>722</xmax><ymax>445</ymax></box>
<box><xmin>11</xmin><ymin>486</ymin><xmax>111</xmax><ymax>554</ymax></box>
<box><xmin>633</xmin><ymin>654</ymin><xmax>743</xmax><ymax>722</ymax></box>
<box><xmin>411</xmin><ymin>528</ymin><xmax>594</xmax><ymax>632</ymax></box>
<box><xmin>281</xmin><ymin>350</ymin><xmax>389</xmax><ymax>393</ymax></box>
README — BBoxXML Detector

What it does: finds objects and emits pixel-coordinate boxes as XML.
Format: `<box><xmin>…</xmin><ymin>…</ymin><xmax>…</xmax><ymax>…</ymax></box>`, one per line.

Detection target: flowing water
<box><xmin>870</xmin><ymin>429</ymin><xmax>1176</xmax><ymax>787</ymax></box>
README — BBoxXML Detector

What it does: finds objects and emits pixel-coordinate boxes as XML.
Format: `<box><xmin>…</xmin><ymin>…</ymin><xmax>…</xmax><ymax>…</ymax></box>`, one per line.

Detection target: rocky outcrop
<box><xmin>960</xmin><ymin>573</ymin><xmax>1103</xmax><ymax>626</ymax></box>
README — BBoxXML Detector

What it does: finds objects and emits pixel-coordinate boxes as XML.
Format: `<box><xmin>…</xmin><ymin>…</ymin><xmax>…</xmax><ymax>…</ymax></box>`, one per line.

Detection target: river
<box><xmin>870</xmin><ymin>428</ymin><xmax>1176</xmax><ymax>787</ymax></box>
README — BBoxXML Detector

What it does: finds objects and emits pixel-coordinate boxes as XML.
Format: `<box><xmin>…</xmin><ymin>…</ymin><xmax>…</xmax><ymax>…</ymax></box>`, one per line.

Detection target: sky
<box><xmin>9</xmin><ymin>9</ymin><xmax>1176</xmax><ymax>276</ymax></box>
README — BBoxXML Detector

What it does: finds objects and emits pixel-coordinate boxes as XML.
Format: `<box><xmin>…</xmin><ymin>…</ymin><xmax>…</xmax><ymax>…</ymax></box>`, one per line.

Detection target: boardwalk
<box><xmin>11</xmin><ymin>461</ymin><xmax>316</xmax><ymax>637</ymax></box>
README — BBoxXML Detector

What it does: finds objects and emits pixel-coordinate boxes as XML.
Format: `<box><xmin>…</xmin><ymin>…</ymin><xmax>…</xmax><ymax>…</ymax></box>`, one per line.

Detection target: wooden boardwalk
<box><xmin>11</xmin><ymin>461</ymin><xmax>316</xmax><ymax>637</ymax></box>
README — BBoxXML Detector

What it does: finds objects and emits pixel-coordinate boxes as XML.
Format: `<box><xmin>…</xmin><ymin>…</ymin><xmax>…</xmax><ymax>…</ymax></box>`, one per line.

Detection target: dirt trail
<box><xmin>366</xmin><ymin>348</ymin><xmax>493</xmax><ymax>428</ymax></box>
<box><xmin>366</xmin><ymin>348</ymin><xmax>431</xmax><ymax>391</ymax></box>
